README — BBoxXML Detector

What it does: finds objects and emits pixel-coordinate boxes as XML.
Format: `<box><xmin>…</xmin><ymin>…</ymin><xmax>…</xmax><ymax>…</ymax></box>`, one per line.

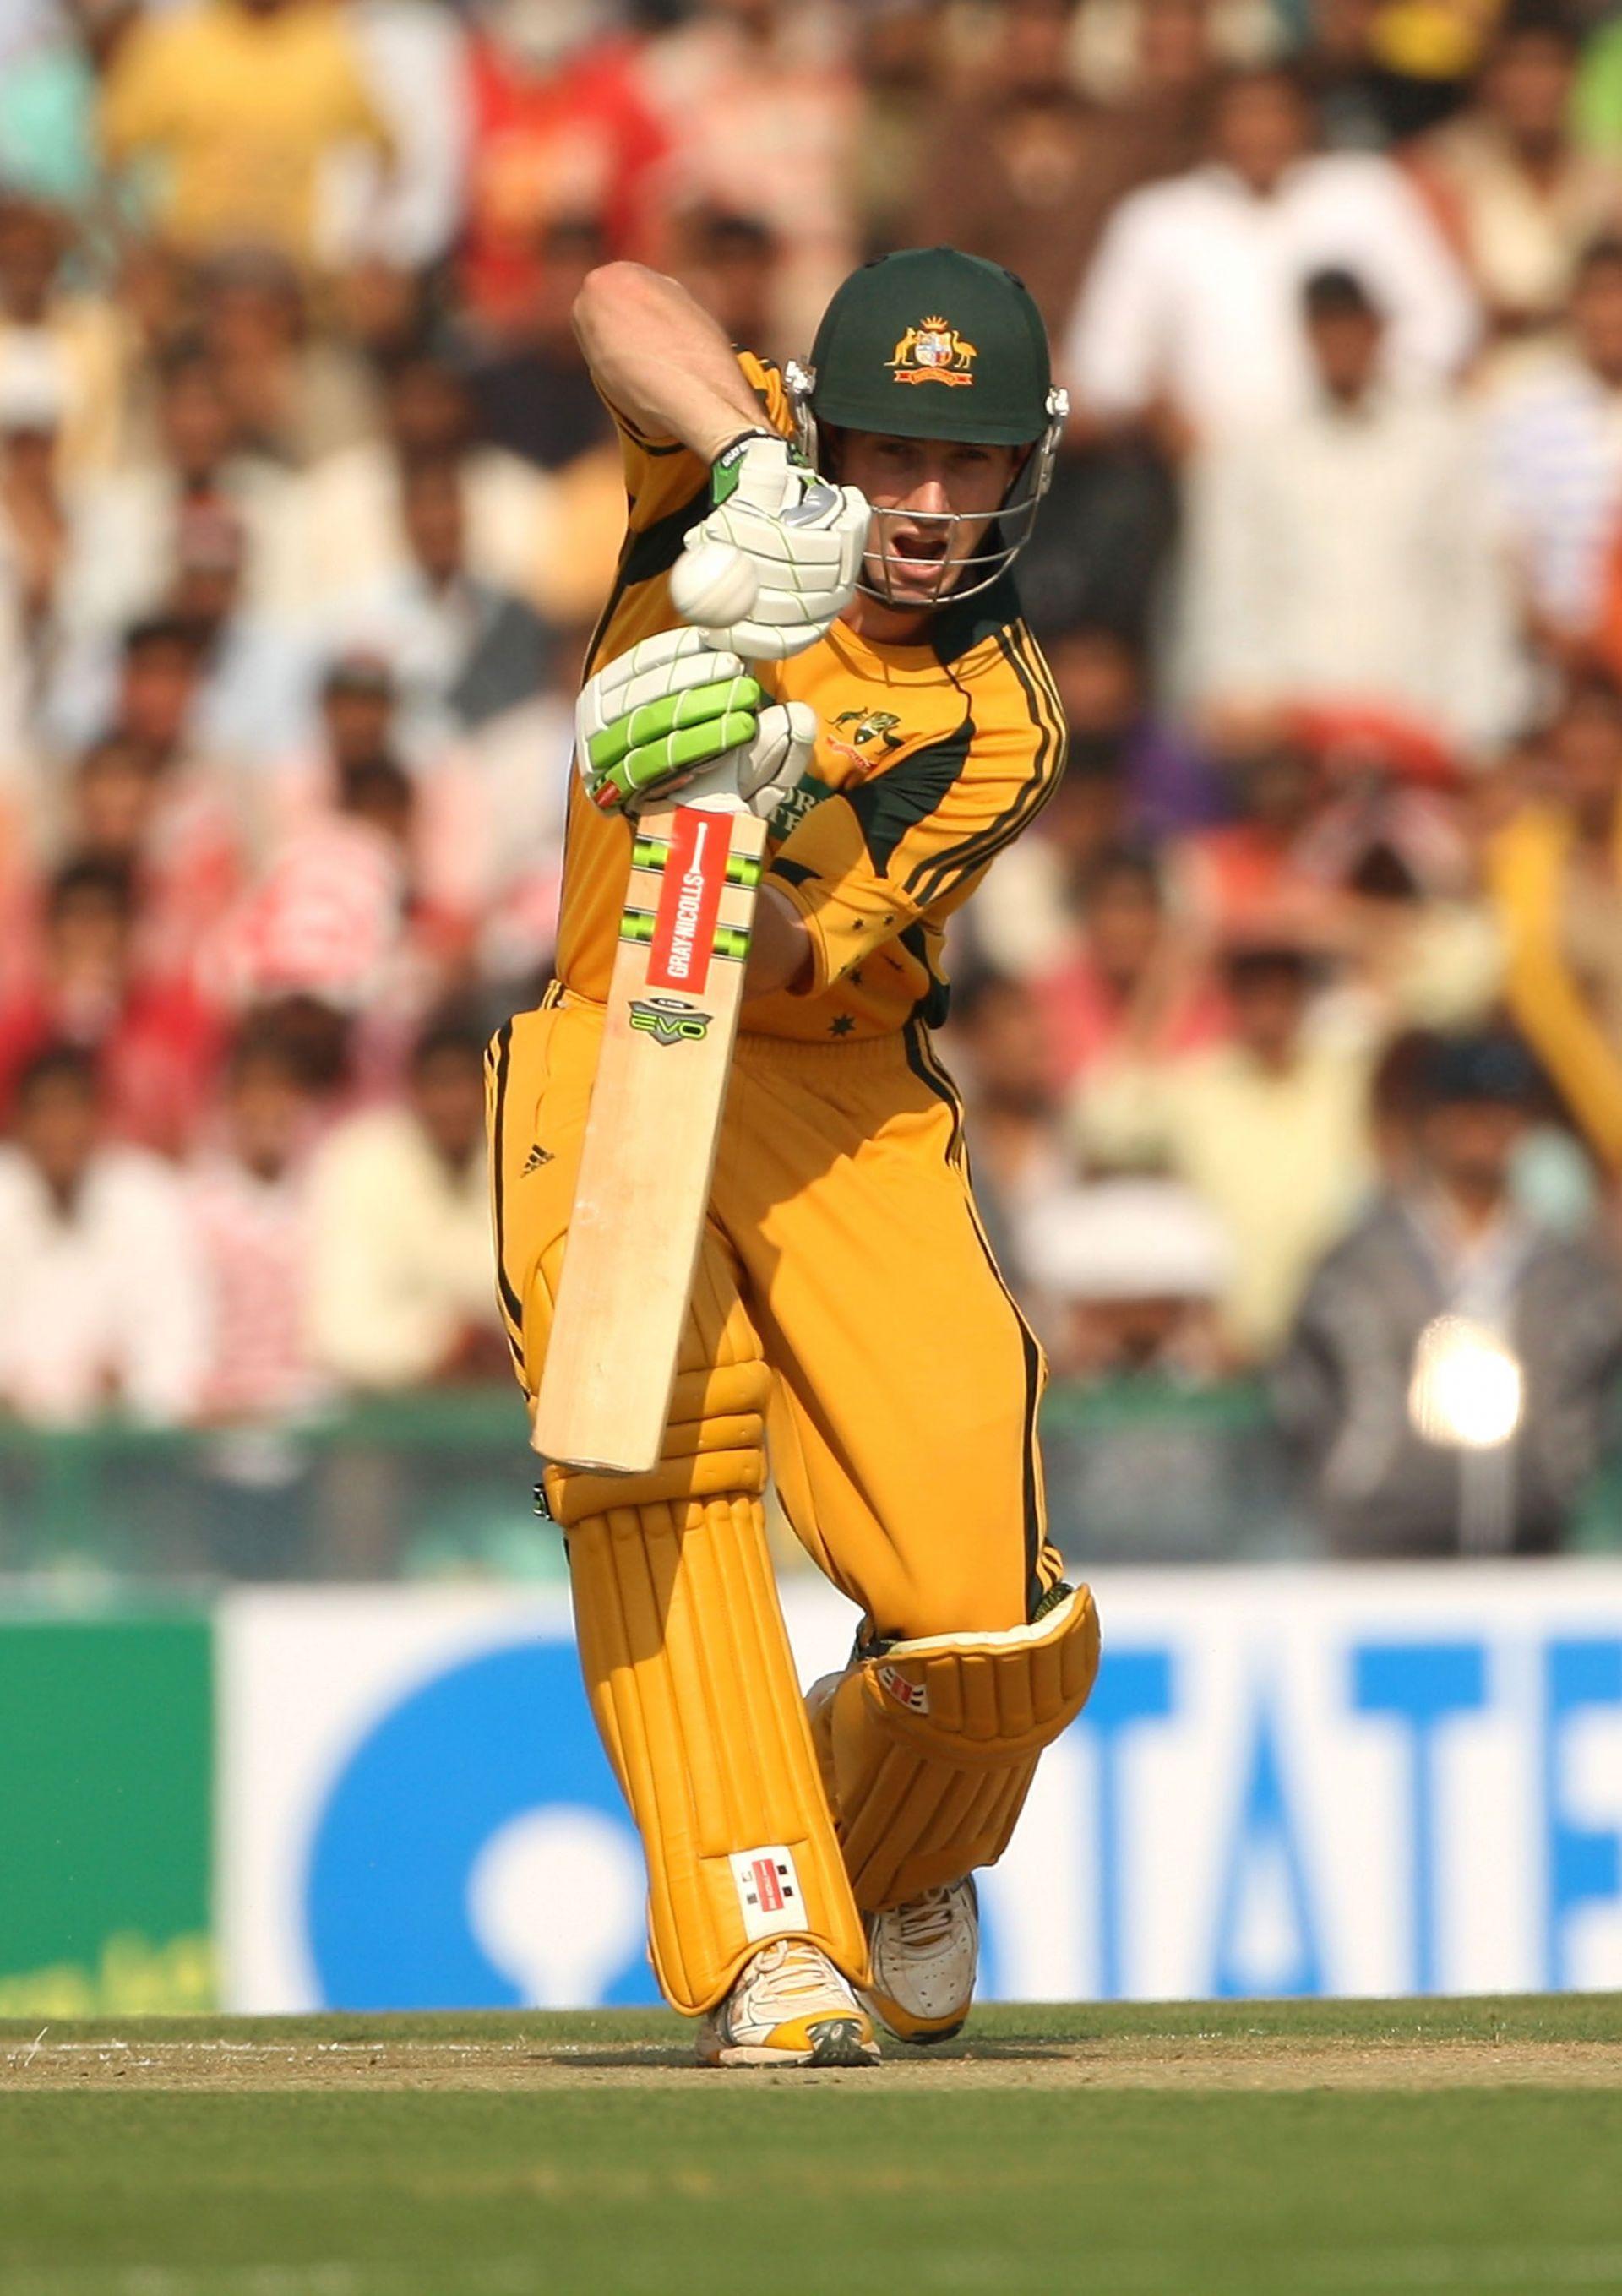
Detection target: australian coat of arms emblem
<box><xmin>889</xmin><ymin>316</ymin><xmax>978</xmax><ymax>388</ymax></box>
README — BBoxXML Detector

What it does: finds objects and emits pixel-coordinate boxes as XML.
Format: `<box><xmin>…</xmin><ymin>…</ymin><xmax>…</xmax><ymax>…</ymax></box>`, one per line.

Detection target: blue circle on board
<box><xmin>305</xmin><ymin>1637</ymin><xmax>657</xmax><ymax>2010</ymax></box>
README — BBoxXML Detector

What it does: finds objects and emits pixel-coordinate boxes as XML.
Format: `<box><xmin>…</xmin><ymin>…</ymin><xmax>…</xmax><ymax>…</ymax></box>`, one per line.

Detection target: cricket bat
<box><xmin>533</xmin><ymin>767</ymin><xmax>767</xmax><ymax>1473</ymax></box>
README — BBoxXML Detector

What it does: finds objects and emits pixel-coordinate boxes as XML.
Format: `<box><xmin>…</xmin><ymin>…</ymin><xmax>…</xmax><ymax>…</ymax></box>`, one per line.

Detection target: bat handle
<box><xmin>659</xmin><ymin>749</ymin><xmax>753</xmax><ymax>818</ymax></box>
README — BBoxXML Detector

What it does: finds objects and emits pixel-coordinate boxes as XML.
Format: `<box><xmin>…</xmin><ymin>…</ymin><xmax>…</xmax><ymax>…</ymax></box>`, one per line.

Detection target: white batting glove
<box><xmin>681</xmin><ymin>431</ymin><xmax>869</xmax><ymax>661</ymax></box>
<box><xmin>578</xmin><ymin>627</ymin><xmax>815</xmax><ymax>819</ymax></box>
<box><xmin>738</xmin><ymin>694</ymin><xmax>817</xmax><ymax>820</ymax></box>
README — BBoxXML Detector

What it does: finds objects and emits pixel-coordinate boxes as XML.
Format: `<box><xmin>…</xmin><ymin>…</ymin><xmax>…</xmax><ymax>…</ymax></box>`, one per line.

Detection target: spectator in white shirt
<box><xmin>47</xmin><ymin>499</ymin><xmax>312</xmax><ymax>765</ymax></box>
<box><xmin>1065</xmin><ymin>65</ymin><xmax>1478</xmax><ymax>449</ymax></box>
<box><xmin>306</xmin><ymin>1016</ymin><xmax>504</xmax><ymax>1391</ymax></box>
<box><xmin>1019</xmin><ymin>1173</ymin><xmax>1235</xmax><ymax>1383</ymax></box>
<box><xmin>320</xmin><ymin>0</ymin><xmax>471</xmax><ymax>274</ymax></box>
<box><xmin>323</xmin><ymin>455</ymin><xmax>556</xmax><ymax>754</ymax></box>
<box><xmin>0</xmin><ymin>1043</ymin><xmax>207</xmax><ymax>1426</ymax></box>
<box><xmin>1182</xmin><ymin>266</ymin><xmax>1525</xmax><ymax>754</ymax></box>
<box><xmin>62</xmin><ymin>345</ymin><xmax>308</xmax><ymax>639</ymax></box>
<box><xmin>1483</xmin><ymin>234</ymin><xmax>1622</xmax><ymax>654</ymax></box>
<box><xmin>188</xmin><ymin>1031</ymin><xmax>325</xmax><ymax>1423</ymax></box>
<box><xmin>292</xmin><ymin>354</ymin><xmax>558</xmax><ymax>613</ymax></box>
<box><xmin>1409</xmin><ymin>13</ymin><xmax>1622</xmax><ymax>341</ymax></box>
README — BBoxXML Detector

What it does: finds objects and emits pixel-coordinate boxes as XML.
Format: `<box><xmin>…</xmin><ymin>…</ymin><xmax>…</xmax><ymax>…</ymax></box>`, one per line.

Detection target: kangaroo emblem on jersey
<box><xmin>827</xmin><ymin>709</ymin><xmax>906</xmax><ymax>773</ymax></box>
<box><xmin>833</xmin><ymin>709</ymin><xmax>905</xmax><ymax>750</ymax></box>
<box><xmin>890</xmin><ymin>317</ymin><xmax>977</xmax><ymax>388</ymax></box>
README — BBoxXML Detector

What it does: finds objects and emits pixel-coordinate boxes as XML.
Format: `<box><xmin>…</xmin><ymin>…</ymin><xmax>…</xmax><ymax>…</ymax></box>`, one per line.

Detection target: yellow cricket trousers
<box><xmin>490</xmin><ymin>989</ymin><xmax>1063</xmax><ymax>1637</ymax></box>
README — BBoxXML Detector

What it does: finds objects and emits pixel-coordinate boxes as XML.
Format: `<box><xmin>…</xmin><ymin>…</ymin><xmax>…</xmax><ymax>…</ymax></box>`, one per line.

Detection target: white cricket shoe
<box><xmin>696</xmin><ymin>1939</ymin><xmax>880</xmax><ymax>2069</ymax></box>
<box><xmin>863</xmin><ymin>1877</ymin><xmax>978</xmax><ymax>2044</ymax></box>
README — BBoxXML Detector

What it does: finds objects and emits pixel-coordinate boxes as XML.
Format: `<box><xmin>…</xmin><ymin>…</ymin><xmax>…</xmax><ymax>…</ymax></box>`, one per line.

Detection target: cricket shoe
<box><xmin>863</xmin><ymin>1877</ymin><xmax>978</xmax><ymax>2045</ymax></box>
<box><xmin>696</xmin><ymin>1939</ymin><xmax>879</xmax><ymax>2069</ymax></box>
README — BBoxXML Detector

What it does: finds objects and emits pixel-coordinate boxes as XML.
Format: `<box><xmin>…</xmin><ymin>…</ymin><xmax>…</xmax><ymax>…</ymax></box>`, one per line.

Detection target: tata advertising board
<box><xmin>218</xmin><ymin>1567</ymin><xmax>1622</xmax><ymax>2013</ymax></box>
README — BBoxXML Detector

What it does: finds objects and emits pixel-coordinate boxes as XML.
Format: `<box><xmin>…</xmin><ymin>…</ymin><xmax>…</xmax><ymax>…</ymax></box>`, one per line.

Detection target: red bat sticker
<box><xmin>646</xmin><ymin>807</ymin><xmax>729</xmax><ymax>997</ymax></box>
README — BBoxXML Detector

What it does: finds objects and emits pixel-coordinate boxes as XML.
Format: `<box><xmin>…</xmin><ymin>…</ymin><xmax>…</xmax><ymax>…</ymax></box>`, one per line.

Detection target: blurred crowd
<box><xmin>8</xmin><ymin>0</ymin><xmax>1622</xmax><ymax>1557</ymax></box>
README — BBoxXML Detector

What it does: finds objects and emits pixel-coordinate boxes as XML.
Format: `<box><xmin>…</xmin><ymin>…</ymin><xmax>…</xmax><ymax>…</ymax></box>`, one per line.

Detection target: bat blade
<box><xmin>533</xmin><ymin>794</ymin><xmax>768</xmax><ymax>1473</ymax></box>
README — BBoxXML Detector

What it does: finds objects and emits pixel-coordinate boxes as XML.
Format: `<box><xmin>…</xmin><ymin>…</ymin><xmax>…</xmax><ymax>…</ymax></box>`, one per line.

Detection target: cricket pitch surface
<box><xmin>3</xmin><ymin>1998</ymin><xmax>1620</xmax><ymax>2293</ymax></box>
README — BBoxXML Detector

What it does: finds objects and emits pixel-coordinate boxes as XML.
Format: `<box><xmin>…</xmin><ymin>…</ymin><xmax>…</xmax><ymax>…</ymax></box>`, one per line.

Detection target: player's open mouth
<box><xmin>852</xmin><ymin>490</ymin><xmax>1016</xmax><ymax>607</ymax></box>
<box><xmin>878</xmin><ymin>530</ymin><xmax>954</xmax><ymax>588</ymax></box>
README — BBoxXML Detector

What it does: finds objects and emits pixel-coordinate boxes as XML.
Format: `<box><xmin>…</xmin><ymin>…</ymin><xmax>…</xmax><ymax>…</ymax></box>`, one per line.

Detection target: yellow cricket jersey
<box><xmin>100</xmin><ymin>0</ymin><xmax>389</xmax><ymax>264</ymax></box>
<box><xmin>554</xmin><ymin>354</ymin><xmax>1066</xmax><ymax>1044</ymax></box>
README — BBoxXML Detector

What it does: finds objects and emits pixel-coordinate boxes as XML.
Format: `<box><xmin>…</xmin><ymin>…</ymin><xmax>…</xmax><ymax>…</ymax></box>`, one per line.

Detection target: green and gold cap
<box><xmin>808</xmin><ymin>247</ymin><xmax>1053</xmax><ymax>448</ymax></box>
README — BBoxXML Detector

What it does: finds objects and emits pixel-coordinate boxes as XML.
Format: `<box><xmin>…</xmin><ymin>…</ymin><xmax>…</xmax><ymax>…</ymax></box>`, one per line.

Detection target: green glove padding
<box><xmin>584</xmin><ymin>674</ymin><xmax>763</xmax><ymax>812</ymax></box>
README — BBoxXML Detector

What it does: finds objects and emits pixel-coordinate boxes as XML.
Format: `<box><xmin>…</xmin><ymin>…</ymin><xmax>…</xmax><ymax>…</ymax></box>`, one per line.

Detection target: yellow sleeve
<box><xmin>99</xmin><ymin>17</ymin><xmax>182</xmax><ymax>163</ymax></box>
<box><xmin>1489</xmin><ymin>814</ymin><xmax>1622</xmax><ymax>1171</ymax></box>
<box><xmin>768</xmin><ymin>635</ymin><xmax>1065</xmax><ymax>996</ymax></box>
<box><xmin>606</xmin><ymin>351</ymin><xmax>792</xmax><ymax>535</ymax></box>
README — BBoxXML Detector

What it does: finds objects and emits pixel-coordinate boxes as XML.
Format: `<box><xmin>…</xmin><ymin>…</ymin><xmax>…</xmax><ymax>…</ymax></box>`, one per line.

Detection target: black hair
<box><xmin>155</xmin><ymin>335</ymin><xmax>220</xmax><ymax>389</ymax></box>
<box><xmin>199</xmin><ymin>245</ymin><xmax>302</xmax><ymax>306</ymax></box>
<box><xmin>76</xmin><ymin>733</ymin><xmax>149</xmax><ymax>778</ymax></box>
<box><xmin>1080</xmin><ymin>842</ymin><xmax>1162</xmax><ymax>906</ymax></box>
<box><xmin>1491</xmin><ymin>3</ymin><xmax>1581</xmax><ymax>57</ymax></box>
<box><xmin>1303</xmin><ymin>267</ymin><xmax>1381</xmax><ymax>324</ymax></box>
<box><xmin>1048</xmin><ymin>620</ymin><xmax>1145</xmax><ymax>666</ymax></box>
<box><xmin>121</xmin><ymin>612</ymin><xmax>204</xmax><ymax>661</ymax></box>
<box><xmin>248</xmin><ymin>994</ymin><xmax>352</xmax><ymax>1095</ymax></box>
<box><xmin>339</xmin><ymin>756</ymin><xmax>413</xmax><ymax>818</ymax></box>
<box><xmin>46</xmin><ymin>854</ymin><xmax>136</xmax><ymax>922</ymax></box>
<box><xmin>1211</xmin><ymin>60</ymin><xmax>1317</xmax><ymax>111</ymax></box>
<box><xmin>687</xmin><ymin>206</ymin><xmax>776</xmax><ymax>259</ymax></box>
<box><xmin>538</xmin><ymin>215</ymin><xmax>609</xmax><ymax>264</ymax></box>
<box><xmin>1420</xmin><ymin>1028</ymin><xmax>1543</xmax><ymax>1110</ymax></box>
<box><xmin>226</xmin><ymin>1023</ymin><xmax>309</xmax><ymax>1091</ymax></box>
<box><xmin>1542</xmin><ymin>669</ymin><xmax>1622</xmax><ymax>752</ymax></box>
<box><xmin>14</xmin><ymin>1041</ymin><xmax>98</xmax><ymax>1106</ymax></box>
<box><xmin>947</xmin><ymin>968</ymin><xmax>1029</xmax><ymax>1031</ymax></box>
<box><xmin>321</xmin><ymin>653</ymin><xmax>395</xmax><ymax>700</ymax></box>
<box><xmin>398</xmin><ymin>449</ymin><xmax>464</xmax><ymax>496</ymax></box>
<box><xmin>1222</xmin><ymin>943</ymin><xmax>1314</xmax><ymax>988</ymax></box>
<box><xmin>1348</xmin><ymin>841</ymin><xmax>1422</xmax><ymax>901</ymax></box>
<box><xmin>381</xmin><ymin>350</ymin><xmax>468</xmax><ymax>400</ymax></box>
<box><xmin>1575</xmin><ymin>233</ymin><xmax>1622</xmax><ymax>288</ymax></box>
<box><xmin>1560</xmin><ymin>666</ymin><xmax>1622</xmax><ymax>717</ymax></box>
<box><xmin>409</xmin><ymin>1015</ymin><xmax>487</xmax><ymax>1078</ymax></box>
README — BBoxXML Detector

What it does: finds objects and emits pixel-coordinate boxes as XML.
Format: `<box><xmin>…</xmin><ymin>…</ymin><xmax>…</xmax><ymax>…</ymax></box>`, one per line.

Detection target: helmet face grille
<box><xmin>854</xmin><ymin>499</ymin><xmax>1035</xmax><ymax>609</ymax></box>
<box><xmin>787</xmin><ymin>366</ymin><xmax>1067</xmax><ymax>611</ymax></box>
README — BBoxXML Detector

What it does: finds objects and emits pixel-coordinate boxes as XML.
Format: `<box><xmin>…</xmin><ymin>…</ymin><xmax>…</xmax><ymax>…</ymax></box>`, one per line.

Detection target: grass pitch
<box><xmin>3</xmin><ymin>1999</ymin><xmax>1622</xmax><ymax>2295</ymax></box>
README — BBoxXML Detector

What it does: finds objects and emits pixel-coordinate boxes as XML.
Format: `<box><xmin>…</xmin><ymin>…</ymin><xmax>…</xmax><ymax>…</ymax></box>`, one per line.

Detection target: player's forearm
<box><xmin>745</xmin><ymin>884</ymin><xmax>813</xmax><ymax>997</ymax></box>
<box><xmin>574</xmin><ymin>263</ymin><xmax>767</xmax><ymax>464</ymax></box>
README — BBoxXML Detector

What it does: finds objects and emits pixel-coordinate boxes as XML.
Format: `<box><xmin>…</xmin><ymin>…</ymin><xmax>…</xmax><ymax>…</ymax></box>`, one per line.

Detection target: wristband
<box><xmin>711</xmin><ymin>427</ymin><xmax>807</xmax><ymax>504</ymax></box>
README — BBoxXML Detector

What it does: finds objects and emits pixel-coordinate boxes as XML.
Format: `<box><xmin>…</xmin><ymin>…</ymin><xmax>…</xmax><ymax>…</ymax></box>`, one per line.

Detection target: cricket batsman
<box><xmin>488</xmin><ymin>246</ymin><xmax>1101</xmax><ymax>2066</ymax></box>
